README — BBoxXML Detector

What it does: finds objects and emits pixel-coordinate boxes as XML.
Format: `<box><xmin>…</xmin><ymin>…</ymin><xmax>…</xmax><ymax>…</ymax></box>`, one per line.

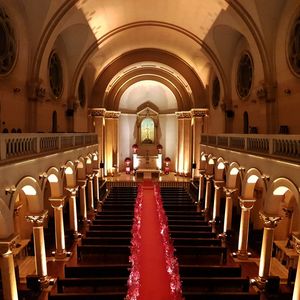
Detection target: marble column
<box><xmin>293</xmin><ymin>243</ymin><xmax>300</xmax><ymax>300</ymax></box>
<box><xmin>26</xmin><ymin>211</ymin><xmax>49</xmax><ymax>287</ymax></box>
<box><xmin>49</xmin><ymin>197</ymin><xmax>67</xmax><ymax>259</ymax></box>
<box><xmin>0</xmin><ymin>235</ymin><xmax>19</xmax><ymax>300</ymax></box>
<box><xmin>255</xmin><ymin>212</ymin><xmax>281</xmax><ymax>287</ymax></box>
<box><xmin>197</xmin><ymin>170</ymin><xmax>205</xmax><ymax>204</ymax></box>
<box><xmin>87</xmin><ymin>174</ymin><xmax>95</xmax><ymax>211</ymax></box>
<box><xmin>13</xmin><ymin>203</ymin><xmax>23</xmax><ymax>238</ymax></box>
<box><xmin>221</xmin><ymin>188</ymin><xmax>237</xmax><ymax>237</ymax></box>
<box><xmin>210</xmin><ymin>180</ymin><xmax>224</xmax><ymax>223</ymax></box>
<box><xmin>77</xmin><ymin>180</ymin><xmax>87</xmax><ymax>221</ymax></box>
<box><xmin>203</xmin><ymin>175</ymin><xmax>213</xmax><ymax>212</ymax></box>
<box><xmin>65</xmin><ymin>186</ymin><xmax>80</xmax><ymax>238</ymax></box>
<box><xmin>237</xmin><ymin>198</ymin><xmax>256</xmax><ymax>259</ymax></box>
<box><xmin>93</xmin><ymin>169</ymin><xmax>100</xmax><ymax>204</ymax></box>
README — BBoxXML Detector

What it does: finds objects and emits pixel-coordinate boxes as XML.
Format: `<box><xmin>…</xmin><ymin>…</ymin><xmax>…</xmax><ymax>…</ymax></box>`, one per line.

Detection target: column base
<box><xmin>52</xmin><ymin>250</ymin><xmax>72</xmax><ymax>259</ymax></box>
<box><xmin>250</xmin><ymin>276</ymin><xmax>267</xmax><ymax>290</ymax></box>
<box><xmin>26</xmin><ymin>275</ymin><xmax>54</xmax><ymax>290</ymax></box>
<box><xmin>232</xmin><ymin>250</ymin><xmax>251</xmax><ymax>260</ymax></box>
<box><xmin>73</xmin><ymin>231</ymin><xmax>82</xmax><ymax>240</ymax></box>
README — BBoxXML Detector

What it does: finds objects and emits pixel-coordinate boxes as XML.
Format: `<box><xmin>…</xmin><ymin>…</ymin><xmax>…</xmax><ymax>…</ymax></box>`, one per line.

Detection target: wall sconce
<box><xmin>36</xmin><ymin>87</ymin><xmax>46</xmax><ymax>98</ymax></box>
<box><xmin>13</xmin><ymin>88</ymin><xmax>21</xmax><ymax>94</ymax></box>
<box><xmin>284</xmin><ymin>88</ymin><xmax>291</xmax><ymax>96</ymax></box>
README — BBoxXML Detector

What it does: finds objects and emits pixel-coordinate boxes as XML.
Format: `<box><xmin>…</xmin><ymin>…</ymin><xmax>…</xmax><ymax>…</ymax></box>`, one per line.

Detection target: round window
<box><xmin>212</xmin><ymin>76</ymin><xmax>220</xmax><ymax>108</ymax></box>
<box><xmin>48</xmin><ymin>52</ymin><xmax>63</xmax><ymax>98</ymax></box>
<box><xmin>0</xmin><ymin>7</ymin><xmax>17</xmax><ymax>75</ymax></box>
<box><xmin>236</xmin><ymin>52</ymin><xmax>253</xmax><ymax>99</ymax></box>
<box><xmin>288</xmin><ymin>15</ymin><xmax>300</xmax><ymax>76</ymax></box>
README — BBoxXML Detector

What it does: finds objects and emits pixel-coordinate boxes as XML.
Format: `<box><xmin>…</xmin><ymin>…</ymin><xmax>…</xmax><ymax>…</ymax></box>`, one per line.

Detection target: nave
<box><xmin>6</xmin><ymin>180</ymin><xmax>293</xmax><ymax>300</ymax></box>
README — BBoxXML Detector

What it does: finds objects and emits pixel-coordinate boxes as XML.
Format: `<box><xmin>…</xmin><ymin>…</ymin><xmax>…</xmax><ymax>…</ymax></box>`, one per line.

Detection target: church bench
<box><xmin>95</xmin><ymin>214</ymin><xmax>133</xmax><ymax>220</ymax></box>
<box><xmin>168</xmin><ymin>225</ymin><xmax>212</xmax><ymax>232</ymax></box>
<box><xmin>77</xmin><ymin>245</ymin><xmax>130</xmax><ymax>262</ymax></box>
<box><xmin>56</xmin><ymin>277</ymin><xmax>128</xmax><ymax>293</ymax></box>
<box><xmin>168</xmin><ymin>219</ymin><xmax>208</xmax><ymax>226</ymax></box>
<box><xmin>167</xmin><ymin>215</ymin><xmax>205</xmax><ymax>220</ymax></box>
<box><xmin>64</xmin><ymin>264</ymin><xmax>130</xmax><ymax>278</ymax></box>
<box><xmin>89</xmin><ymin>224</ymin><xmax>132</xmax><ymax>231</ymax></box>
<box><xmin>183</xmin><ymin>291</ymin><xmax>260</xmax><ymax>300</ymax></box>
<box><xmin>175</xmin><ymin>245</ymin><xmax>227</xmax><ymax>264</ymax></box>
<box><xmin>81</xmin><ymin>237</ymin><xmax>131</xmax><ymax>246</ymax></box>
<box><xmin>181</xmin><ymin>277</ymin><xmax>250</xmax><ymax>292</ymax></box>
<box><xmin>170</xmin><ymin>231</ymin><xmax>216</xmax><ymax>239</ymax></box>
<box><xmin>179</xmin><ymin>265</ymin><xmax>242</xmax><ymax>277</ymax></box>
<box><xmin>49</xmin><ymin>292</ymin><xmax>126</xmax><ymax>300</ymax></box>
<box><xmin>92</xmin><ymin>219</ymin><xmax>133</xmax><ymax>225</ymax></box>
<box><xmin>173</xmin><ymin>238</ymin><xmax>221</xmax><ymax>247</ymax></box>
<box><xmin>85</xmin><ymin>230</ymin><xmax>132</xmax><ymax>238</ymax></box>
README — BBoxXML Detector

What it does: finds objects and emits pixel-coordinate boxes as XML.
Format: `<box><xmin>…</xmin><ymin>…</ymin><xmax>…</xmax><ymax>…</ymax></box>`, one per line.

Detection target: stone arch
<box><xmin>85</xmin><ymin>155</ymin><xmax>93</xmax><ymax>175</ymax></box>
<box><xmin>44</xmin><ymin>167</ymin><xmax>63</xmax><ymax>198</ymax></box>
<box><xmin>76</xmin><ymin>157</ymin><xmax>87</xmax><ymax>180</ymax></box>
<box><xmin>266</xmin><ymin>177</ymin><xmax>300</xmax><ymax>240</ymax></box>
<box><xmin>206</xmin><ymin>155</ymin><xmax>216</xmax><ymax>175</ymax></box>
<box><xmin>242</xmin><ymin>168</ymin><xmax>266</xmax><ymax>199</ymax></box>
<box><xmin>92</xmin><ymin>152</ymin><xmax>99</xmax><ymax>169</ymax></box>
<box><xmin>200</xmin><ymin>152</ymin><xmax>208</xmax><ymax>170</ymax></box>
<box><xmin>64</xmin><ymin>161</ymin><xmax>77</xmax><ymax>188</ymax></box>
<box><xmin>226</xmin><ymin>162</ymin><xmax>242</xmax><ymax>189</ymax></box>
<box><xmin>215</xmin><ymin>157</ymin><xmax>227</xmax><ymax>181</ymax></box>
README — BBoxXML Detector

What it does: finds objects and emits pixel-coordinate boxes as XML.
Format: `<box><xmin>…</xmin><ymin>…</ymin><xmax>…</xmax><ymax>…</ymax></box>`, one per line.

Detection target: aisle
<box><xmin>139</xmin><ymin>182</ymin><xmax>171</xmax><ymax>300</ymax></box>
<box><xmin>126</xmin><ymin>181</ymin><xmax>182</xmax><ymax>300</ymax></box>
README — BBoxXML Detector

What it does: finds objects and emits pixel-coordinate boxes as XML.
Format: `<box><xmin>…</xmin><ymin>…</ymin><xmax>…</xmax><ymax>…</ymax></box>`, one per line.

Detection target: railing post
<box><xmin>36</xmin><ymin>135</ymin><xmax>41</xmax><ymax>154</ymax></box>
<box><xmin>269</xmin><ymin>138</ymin><xmax>273</xmax><ymax>155</ymax></box>
<box><xmin>58</xmin><ymin>135</ymin><xmax>62</xmax><ymax>150</ymax></box>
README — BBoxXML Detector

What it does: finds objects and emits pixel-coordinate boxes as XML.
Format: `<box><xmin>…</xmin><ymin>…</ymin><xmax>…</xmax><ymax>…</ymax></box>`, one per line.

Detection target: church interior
<box><xmin>1</xmin><ymin>0</ymin><xmax>300</xmax><ymax>299</ymax></box>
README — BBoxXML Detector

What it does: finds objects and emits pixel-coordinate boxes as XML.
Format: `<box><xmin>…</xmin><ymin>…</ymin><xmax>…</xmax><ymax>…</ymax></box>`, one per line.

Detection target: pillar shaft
<box><xmin>293</xmin><ymin>251</ymin><xmax>300</xmax><ymax>300</ymax></box>
<box><xmin>93</xmin><ymin>170</ymin><xmax>100</xmax><ymax>202</ymax></box>
<box><xmin>223</xmin><ymin>189</ymin><xmax>236</xmax><ymax>233</ymax></box>
<box><xmin>212</xmin><ymin>181</ymin><xmax>224</xmax><ymax>221</ymax></box>
<box><xmin>0</xmin><ymin>235</ymin><xmax>19</xmax><ymax>300</ymax></box>
<box><xmin>237</xmin><ymin>198</ymin><xmax>255</xmax><ymax>259</ymax></box>
<box><xmin>78</xmin><ymin>180</ymin><xmax>87</xmax><ymax>220</ymax></box>
<box><xmin>258</xmin><ymin>214</ymin><xmax>281</xmax><ymax>280</ymax></box>
<box><xmin>50</xmin><ymin>198</ymin><xmax>66</xmax><ymax>258</ymax></box>
<box><xmin>87</xmin><ymin>176</ymin><xmax>94</xmax><ymax>211</ymax></box>
<box><xmin>204</xmin><ymin>176</ymin><xmax>213</xmax><ymax>211</ymax></box>
<box><xmin>197</xmin><ymin>171</ymin><xmax>205</xmax><ymax>203</ymax></box>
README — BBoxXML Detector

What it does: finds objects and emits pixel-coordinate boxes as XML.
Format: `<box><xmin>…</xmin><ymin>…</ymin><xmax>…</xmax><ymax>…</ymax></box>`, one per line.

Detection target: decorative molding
<box><xmin>239</xmin><ymin>198</ymin><xmax>256</xmax><ymax>210</ymax></box>
<box><xmin>105</xmin><ymin>110</ymin><xmax>121</xmax><ymax>118</ymax></box>
<box><xmin>175</xmin><ymin>111</ymin><xmax>191</xmax><ymax>119</ymax></box>
<box><xmin>0</xmin><ymin>234</ymin><xmax>19</xmax><ymax>255</ymax></box>
<box><xmin>190</xmin><ymin>108</ymin><xmax>209</xmax><ymax>117</ymax></box>
<box><xmin>26</xmin><ymin>210</ymin><xmax>48</xmax><ymax>226</ymax></box>
<box><xmin>88</xmin><ymin>108</ymin><xmax>106</xmax><ymax>117</ymax></box>
<box><xmin>259</xmin><ymin>211</ymin><xmax>281</xmax><ymax>228</ymax></box>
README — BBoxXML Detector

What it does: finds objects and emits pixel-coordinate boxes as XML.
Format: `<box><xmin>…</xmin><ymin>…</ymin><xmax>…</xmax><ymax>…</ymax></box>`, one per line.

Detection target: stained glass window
<box><xmin>141</xmin><ymin>118</ymin><xmax>154</xmax><ymax>144</ymax></box>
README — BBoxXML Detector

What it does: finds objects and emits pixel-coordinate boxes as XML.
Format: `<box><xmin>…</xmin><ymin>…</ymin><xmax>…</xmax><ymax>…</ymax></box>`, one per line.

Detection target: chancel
<box><xmin>1</xmin><ymin>1</ymin><xmax>300</xmax><ymax>300</ymax></box>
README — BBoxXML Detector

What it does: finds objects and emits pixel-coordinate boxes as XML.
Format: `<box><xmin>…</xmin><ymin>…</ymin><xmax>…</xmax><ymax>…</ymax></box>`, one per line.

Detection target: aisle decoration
<box><xmin>154</xmin><ymin>184</ymin><xmax>183</xmax><ymax>300</ymax></box>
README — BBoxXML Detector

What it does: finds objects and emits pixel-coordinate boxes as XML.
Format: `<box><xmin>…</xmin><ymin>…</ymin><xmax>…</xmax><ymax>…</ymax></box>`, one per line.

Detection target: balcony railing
<box><xmin>0</xmin><ymin>133</ymin><xmax>98</xmax><ymax>162</ymax></box>
<box><xmin>201</xmin><ymin>134</ymin><xmax>300</xmax><ymax>162</ymax></box>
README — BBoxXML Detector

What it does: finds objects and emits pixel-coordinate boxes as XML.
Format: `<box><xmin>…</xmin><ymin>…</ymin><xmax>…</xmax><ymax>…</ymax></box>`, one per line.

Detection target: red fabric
<box><xmin>139</xmin><ymin>183</ymin><xmax>172</xmax><ymax>300</ymax></box>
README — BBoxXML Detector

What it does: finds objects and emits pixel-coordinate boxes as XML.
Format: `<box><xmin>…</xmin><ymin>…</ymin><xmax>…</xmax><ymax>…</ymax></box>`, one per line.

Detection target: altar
<box><xmin>136</xmin><ymin>169</ymin><xmax>160</xmax><ymax>179</ymax></box>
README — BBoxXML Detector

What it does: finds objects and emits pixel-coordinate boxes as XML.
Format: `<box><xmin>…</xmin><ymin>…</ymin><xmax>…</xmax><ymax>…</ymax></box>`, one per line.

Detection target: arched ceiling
<box><xmin>14</xmin><ymin>0</ymin><xmax>286</xmax><ymax>110</ymax></box>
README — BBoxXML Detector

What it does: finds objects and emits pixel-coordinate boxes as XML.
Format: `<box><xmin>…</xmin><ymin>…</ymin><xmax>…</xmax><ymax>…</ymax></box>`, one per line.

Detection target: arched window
<box><xmin>236</xmin><ymin>52</ymin><xmax>253</xmax><ymax>99</ymax></box>
<box><xmin>141</xmin><ymin>118</ymin><xmax>155</xmax><ymax>144</ymax></box>
<box><xmin>48</xmin><ymin>52</ymin><xmax>63</xmax><ymax>99</ymax></box>
<box><xmin>288</xmin><ymin>15</ymin><xmax>300</xmax><ymax>76</ymax></box>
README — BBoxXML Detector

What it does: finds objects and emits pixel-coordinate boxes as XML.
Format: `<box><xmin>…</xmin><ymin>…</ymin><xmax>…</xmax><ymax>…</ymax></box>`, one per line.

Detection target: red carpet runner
<box><xmin>126</xmin><ymin>181</ymin><xmax>183</xmax><ymax>300</ymax></box>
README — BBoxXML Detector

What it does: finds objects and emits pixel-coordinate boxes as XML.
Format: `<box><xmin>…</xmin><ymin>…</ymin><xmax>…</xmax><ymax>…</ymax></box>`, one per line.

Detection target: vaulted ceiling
<box><xmin>12</xmin><ymin>0</ymin><xmax>287</xmax><ymax>112</ymax></box>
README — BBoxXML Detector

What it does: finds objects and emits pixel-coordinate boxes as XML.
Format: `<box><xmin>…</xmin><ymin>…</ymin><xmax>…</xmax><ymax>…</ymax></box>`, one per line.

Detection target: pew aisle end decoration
<box><xmin>154</xmin><ymin>184</ymin><xmax>183</xmax><ymax>300</ymax></box>
<box><xmin>126</xmin><ymin>185</ymin><xmax>143</xmax><ymax>300</ymax></box>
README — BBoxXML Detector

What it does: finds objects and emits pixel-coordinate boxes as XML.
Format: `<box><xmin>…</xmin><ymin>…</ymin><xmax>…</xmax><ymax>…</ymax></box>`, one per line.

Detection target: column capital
<box><xmin>239</xmin><ymin>198</ymin><xmax>256</xmax><ymax>210</ymax></box>
<box><xmin>175</xmin><ymin>111</ymin><xmax>192</xmax><ymax>119</ymax></box>
<box><xmin>0</xmin><ymin>234</ymin><xmax>19</xmax><ymax>255</ymax></box>
<box><xmin>190</xmin><ymin>108</ymin><xmax>209</xmax><ymax>118</ymax></box>
<box><xmin>26</xmin><ymin>210</ymin><xmax>48</xmax><ymax>226</ymax></box>
<box><xmin>65</xmin><ymin>186</ymin><xmax>79</xmax><ymax>196</ymax></box>
<box><xmin>88</xmin><ymin>108</ymin><xmax>106</xmax><ymax>117</ymax></box>
<box><xmin>49</xmin><ymin>197</ymin><xmax>65</xmax><ymax>208</ymax></box>
<box><xmin>259</xmin><ymin>211</ymin><xmax>281</xmax><ymax>228</ymax></box>
<box><xmin>205</xmin><ymin>174</ymin><xmax>214</xmax><ymax>180</ymax></box>
<box><xmin>77</xmin><ymin>179</ymin><xmax>87</xmax><ymax>188</ymax></box>
<box><xmin>224</xmin><ymin>187</ymin><xmax>238</xmax><ymax>196</ymax></box>
<box><xmin>105</xmin><ymin>110</ymin><xmax>121</xmax><ymax>119</ymax></box>
<box><xmin>199</xmin><ymin>169</ymin><xmax>206</xmax><ymax>175</ymax></box>
<box><xmin>87</xmin><ymin>173</ymin><xmax>95</xmax><ymax>180</ymax></box>
<box><xmin>213</xmin><ymin>180</ymin><xmax>224</xmax><ymax>189</ymax></box>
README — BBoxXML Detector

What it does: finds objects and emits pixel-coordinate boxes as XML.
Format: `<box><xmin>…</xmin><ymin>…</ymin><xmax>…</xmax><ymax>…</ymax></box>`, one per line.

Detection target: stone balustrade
<box><xmin>201</xmin><ymin>134</ymin><xmax>300</xmax><ymax>162</ymax></box>
<box><xmin>0</xmin><ymin>133</ymin><xmax>98</xmax><ymax>162</ymax></box>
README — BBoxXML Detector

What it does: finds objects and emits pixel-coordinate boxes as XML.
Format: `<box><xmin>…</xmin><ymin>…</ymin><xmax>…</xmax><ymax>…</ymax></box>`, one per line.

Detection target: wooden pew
<box><xmin>170</xmin><ymin>231</ymin><xmax>216</xmax><ymax>239</ymax></box>
<box><xmin>81</xmin><ymin>237</ymin><xmax>130</xmax><ymax>246</ymax></box>
<box><xmin>181</xmin><ymin>276</ymin><xmax>250</xmax><ymax>292</ymax></box>
<box><xmin>183</xmin><ymin>291</ymin><xmax>260</xmax><ymax>300</ymax></box>
<box><xmin>49</xmin><ymin>291</ymin><xmax>126</xmax><ymax>299</ymax></box>
<box><xmin>179</xmin><ymin>265</ymin><xmax>242</xmax><ymax>277</ymax></box>
<box><xmin>85</xmin><ymin>230</ymin><xmax>131</xmax><ymax>238</ymax></box>
<box><xmin>77</xmin><ymin>245</ymin><xmax>130</xmax><ymax>263</ymax></box>
<box><xmin>175</xmin><ymin>246</ymin><xmax>227</xmax><ymax>264</ymax></box>
<box><xmin>56</xmin><ymin>277</ymin><xmax>128</xmax><ymax>293</ymax></box>
<box><xmin>173</xmin><ymin>238</ymin><xmax>221</xmax><ymax>247</ymax></box>
<box><xmin>64</xmin><ymin>264</ymin><xmax>130</xmax><ymax>278</ymax></box>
